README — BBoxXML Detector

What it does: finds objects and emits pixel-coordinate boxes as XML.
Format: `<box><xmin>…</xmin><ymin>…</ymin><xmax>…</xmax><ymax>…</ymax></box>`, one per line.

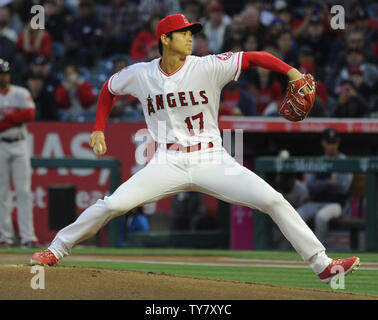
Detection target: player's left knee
<box><xmin>260</xmin><ymin>191</ymin><xmax>287</xmax><ymax>213</ymax></box>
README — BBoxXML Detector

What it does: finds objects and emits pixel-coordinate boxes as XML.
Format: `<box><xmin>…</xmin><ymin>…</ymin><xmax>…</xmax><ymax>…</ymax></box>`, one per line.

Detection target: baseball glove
<box><xmin>279</xmin><ymin>73</ymin><xmax>316</xmax><ymax>122</ymax></box>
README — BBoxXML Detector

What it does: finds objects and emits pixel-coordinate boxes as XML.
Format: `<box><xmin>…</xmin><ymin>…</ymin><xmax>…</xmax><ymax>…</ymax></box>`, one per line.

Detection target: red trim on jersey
<box><xmin>0</xmin><ymin>87</ymin><xmax>11</xmax><ymax>95</ymax></box>
<box><xmin>108</xmin><ymin>75</ymin><xmax>116</xmax><ymax>95</ymax></box>
<box><xmin>158</xmin><ymin>57</ymin><xmax>187</xmax><ymax>77</ymax></box>
<box><xmin>0</xmin><ymin>121</ymin><xmax>15</xmax><ymax>132</ymax></box>
<box><xmin>241</xmin><ymin>51</ymin><xmax>292</xmax><ymax>75</ymax></box>
<box><xmin>93</xmin><ymin>80</ymin><xmax>116</xmax><ymax>132</ymax></box>
<box><xmin>232</xmin><ymin>52</ymin><xmax>242</xmax><ymax>80</ymax></box>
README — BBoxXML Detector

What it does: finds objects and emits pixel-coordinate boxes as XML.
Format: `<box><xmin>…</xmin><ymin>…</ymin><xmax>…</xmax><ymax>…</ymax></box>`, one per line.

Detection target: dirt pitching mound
<box><xmin>0</xmin><ymin>264</ymin><xmax>376</xmax><ymax>300</ymax></box>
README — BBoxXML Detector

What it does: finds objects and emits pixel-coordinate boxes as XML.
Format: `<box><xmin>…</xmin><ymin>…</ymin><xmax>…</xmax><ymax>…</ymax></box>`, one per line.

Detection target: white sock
<box><xmin>308</xmin><ymin>250</ymin><xmax>332</xmax><ymax>274</ymax></box>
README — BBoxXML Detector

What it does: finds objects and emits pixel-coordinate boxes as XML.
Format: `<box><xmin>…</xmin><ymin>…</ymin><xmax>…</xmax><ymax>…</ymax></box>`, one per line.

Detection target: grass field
<box><xmin>1</xmin><ymin>247</ymin><xmax>378</xmax><ymax>297</ymax></box>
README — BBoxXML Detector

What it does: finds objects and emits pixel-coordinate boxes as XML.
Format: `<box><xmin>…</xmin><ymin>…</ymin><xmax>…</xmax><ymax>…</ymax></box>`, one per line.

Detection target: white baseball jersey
<box><xmin>0</xmin><ymin>85</ymin><xmax>35</xmax><ymax>139</ymax></box>
<box><xmin>108</xmin><ymin>52</ymin><xmax>243</xmax><ymax>146</ymax></box>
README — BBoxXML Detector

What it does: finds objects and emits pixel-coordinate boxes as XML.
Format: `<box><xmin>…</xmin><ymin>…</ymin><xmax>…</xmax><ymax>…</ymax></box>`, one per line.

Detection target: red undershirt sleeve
<box><xmin>0</xmin><ymin>121</ymin><xmax>16</xmax><ymax>132</ymax></box>
<box><xmin>241</xmin><ymin>51</ymin><xmax>292</xmax><ymax>75</ymax></box>
<box><xmin>3</xmin><ymin>108</ymin><xmax>35</xmax><ymax>123</ymax></box>
<box><xmin>93</xmin><ymin>80</ymin><xmax>116</xmax><ymax>132</ymax></box>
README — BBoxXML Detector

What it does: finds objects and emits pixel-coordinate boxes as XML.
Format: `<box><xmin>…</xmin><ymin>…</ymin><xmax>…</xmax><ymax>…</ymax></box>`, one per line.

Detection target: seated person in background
<box><xmin>129</xmin><ymin>15</ymin><xmax>160</xmax><ymax>61</ymax></box>
<box><xmin>29</xmin><ymin>55</ymin><xmax>61</xmax><ymax>93</ymax></box>
<box><xmin>244</xmin><ymin>66</ymin><xmax>283</xmax><ymax>116</ymax></box>
<box><xmin>0</xmin><ymin>5</ymin><xmax>17</xmax><ymax>62</ymax></box>
<box><xmin>127</xmin><ymin>207</ymin><xmax>150</xmax><ymax>232</ymax></box>
<box><xmin>63</xmin><ymin>0</ymin><xmax>104</xmax><ymax>67</ymax></box>
<box><xmin>297</xmin><ymin>128</ymin><xmax>353</xmax><ymax>244</ymax></box>
<box><xmin>331</xmin><ymin>77</ymin><xmax>370</xmax><ymax>118</ymax></box>
<box><xmin>219</xmin><ymin>81</ymin><xmax>257</xmax><ymax>116</ymax></box>
<box><xmin>16</xmin><ymin>19</ymin><xmax>53</xmax><ymax>62</ymax></box>
<box><xmin>55</xmin><ymin>64</ymin><xmax>96</xmax><ymax>120</ymax></box>
<box><xmin>26</xmin><ymin>71</ymin><xmax>59</xmax><ymax>121</ymax></box>
<box><xmin>101</xmin><ymin>0</ymin><xmax>142</xmax><ymax>57</ymax></box>
<box><xmin>273</xmin><ymin>150</ymin><xmax>309</xmax><ymax>210</ymax></box>
<box><xmin>222</xmin><ymin>14</ymin><xmax>246</xmax><ymax>52</ymax></box>
<box><xmin>193</xmin><ymin>33</ymin><xmax>211</xmax><ymax>57</ymax></box>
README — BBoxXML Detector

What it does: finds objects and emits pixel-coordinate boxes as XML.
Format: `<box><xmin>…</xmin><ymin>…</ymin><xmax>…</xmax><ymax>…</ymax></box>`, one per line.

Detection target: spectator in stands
<box><xmin>0</xmin><ymin>5</ymin><xmax>16</xmax><ymax>62</ymax></box>
<box><xmin>297</xmin><ymin>128</ymin><xmax>353</xmax><ymax>244</ymax></box>
<box><xmin>242</xmin><ymin>57</ymin><xmax>283</xmax><ymax>116</ymax></box>
<box><xmin>242</xmin><ymin>4</ymin><xmax>267</xmax><ymax>45</ymax></box>
<box><xmin>219</xmin><ymin>81</ymin><xmax>257</xmax><ymax>116</ymax></box>
<box><xmin>297</xmin><ymin>46</ymin><xmax>328</xmax><ymax>116</ymax></box>
<box><xmin>43</xmin><ymin>0</ymin><xmax>67</xmax><ymax>43</ymax></box>
<box><xmin>130</xmin><ymin>15</ymin><xmax>160</xmax><ymax>61</ymax></box>
<box><xmin>109</xmin><ymin>58</ymin><xmax>142</xmax><ymax>120</ymax></box>
<box><xmin>296</xmin><ymin>15</ymin><xmax>331</xmax><ymax>72</ymax></box>
<box><xmin>348</xmin><ymin>66</ymin><xmax>375</xmax><ymax>104</ymax></box>
<box><xmin>127</xmin><ymin>207</ymin><xmax>150</xmax><ymax>232</ymax></box>
<box><xmin>292</xmin><ymin>0</ymin><xmax>330</xmax><ymax>40</ymax></box>
<box><xmin>9</xmin><ymin>0</ymin><xmax>34</xmax><ymax>24</ymax></box>
<box><xmin>101</xmin><ymin>0</ymin><xmax>141</xmax><ymax>57</ymax></box>
<box><xmin>26</xmin><ymin>71</ymin><xmax>59</xmax><ymax>121</ymax></box>
<box><xmin>243</xmin><ymin>33</ymin><xmax>259</xmax><ymax>52</ymax></box>
<box><xmin>332</xmin><ymin>78</ymin><xmax>370</xmax><ymax>118</ymax></box>
<box><xmin>272</xmin><ymin>0</ymin><xmax>293</xmax><ymax>30</ymax></box>
<box><xmin>182</xmin><ymin>0</ymin><xmax>203</xmax><ymax>23</ymax></box>
<box><xmin>0</xmin><ymin>5</ymin><xmax>17</xmax><ymax>43</ymax></box>
<box><xmin>193</xmin><ymin>33</ymin><xmax>210</xmax><ymax>56</ymax></box>
<box><xmin>275</xmin><ymin>30</ymin><xmax>298</xmax><ymax>67</ymax></box>
<box><xmin>354</xmin><ymin>8</ymin><xmax>375</xmax><ymax>47</ymax></box>
<box><xmin>330</xmin><ymin>30</ymin><xmax>376</xmax><ymax>82</ymax></box>
<box><xmin>335</xmin><ymin>48</ymin><xmax>378</xmax><ymax>89</ymax></box>
<box><xmin>145</xmin><ymin>40</ymin><xmax>160</xmax><ymax>61</ymax></box>
<box><xmin>222</xmin><ymin>14</ymin><xmax>246</xmax><ymax>52</ymax></box>
<box><xmin>203</xmin><ymin>2</ymin><xmax>230</xmax><ymax>54</ymax></box>
<box><xmin>265</xmin><ymin>18</ymin><xmax>286</xmax><ymax>44</ymax></box>
<box><xmin>54</xmin><ymin>0</ymin><xmax>75</xmax><ymax>26</ymax></box>
<box><xmin>221</xmin><ymin>81</ymin><xmax>256</xmax><ymax>116</ymax></box>
<box><xmin>273</xmin><ymin>150</ymin><xmax>309</xmax><ymax>210</ymax></box>
<box><xmin>16</xmin><ymin>19</ymin><xmax>53</xmax><ymax>62</ymax></box>
<box><xmin>55</xmin><ymin>64</ymin><xmax>96</xmax><ymax>120</ymax></box>
<box><xmin>138</xmin><ymin>0</ymin><xmax>181</xmax><ymax>24</ymax></box>
<box><xmin>1</xmin><ymin>1</ymin><xmax>23</xmax><ymax>34</ymax></box>
<box><xmin>29</xmin><ymin>55</ymin><xmax>61</xmax><ymax>93</ymax></box>
<box><xmin>63</xmin><ymin>0</ymin><xmax>104</xmax><ymax>67</ymax></box>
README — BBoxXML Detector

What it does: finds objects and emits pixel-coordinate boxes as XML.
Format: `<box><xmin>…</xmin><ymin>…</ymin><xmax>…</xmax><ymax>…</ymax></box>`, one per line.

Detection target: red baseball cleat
<box><xmin>318</xmin><ymin>256</ymin><xmax>360</xmax><ymax>284</ymax></box>
<box><xmin>30</xmin><ymin>249</ymin><xmax>59</xmax><ymax>266</ymax></box>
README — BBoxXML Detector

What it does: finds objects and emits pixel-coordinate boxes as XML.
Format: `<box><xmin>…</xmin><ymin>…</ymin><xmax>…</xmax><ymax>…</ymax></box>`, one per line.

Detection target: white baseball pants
<box><xmin>49</xmin><ymin>146</ymin><xmax>331</xmax><ymax>274</ymax></box>
<box><xmin>0</xmin><ymin>140</ymin><xmax>37</xmax><ymax>244</ymax></box>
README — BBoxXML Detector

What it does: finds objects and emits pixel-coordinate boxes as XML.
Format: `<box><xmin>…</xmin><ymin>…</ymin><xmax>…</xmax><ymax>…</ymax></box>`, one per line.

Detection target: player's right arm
<box><xmin>89</xmin><ymin>80</ymin><xmax>116</xmax><ymax>156</ymax></box>
<box><xmin>90</xmin><ymin>63</ymin><xmax>140</xmax><ymax>156</ymax></box>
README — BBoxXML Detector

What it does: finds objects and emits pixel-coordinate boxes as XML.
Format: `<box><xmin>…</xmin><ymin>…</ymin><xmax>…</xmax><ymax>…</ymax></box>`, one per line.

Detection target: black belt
<box><xmin>0</xmin><ymin>136</ymin><xmax>25</xmax><ymax>143</ymax></box>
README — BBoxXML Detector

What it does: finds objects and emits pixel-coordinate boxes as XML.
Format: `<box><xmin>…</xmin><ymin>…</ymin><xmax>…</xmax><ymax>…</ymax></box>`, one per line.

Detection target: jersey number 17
<box><xmin>184</xmin><ymin>112</ymin><xmax>204</xmax><ymax>136</ymax></box>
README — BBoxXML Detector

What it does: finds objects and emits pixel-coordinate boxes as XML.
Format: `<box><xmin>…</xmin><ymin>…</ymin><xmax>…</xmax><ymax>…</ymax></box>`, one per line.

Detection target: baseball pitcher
<box><xmin>31</xmin><ymin>15</ymin><xmax>359</xmax><ymax>284</ymax></box>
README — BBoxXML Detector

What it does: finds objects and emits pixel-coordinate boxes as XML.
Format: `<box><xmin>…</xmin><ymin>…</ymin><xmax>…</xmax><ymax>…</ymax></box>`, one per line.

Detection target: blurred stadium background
<box><xmin>1</xmin><ymin>0</ymin><xmax>377</xmax><ymax>253</ymax></box>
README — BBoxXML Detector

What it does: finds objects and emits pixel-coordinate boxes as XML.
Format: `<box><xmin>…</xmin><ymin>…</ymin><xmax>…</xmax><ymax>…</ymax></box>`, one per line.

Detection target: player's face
<box><xmin>170</xmin><ymin>29</ymin><xmax>193</xmax><ymax>56</ymax></box>
<box><xmin>322</xmin><ymin>141</ymin><xmax>339</xmax><ymax>157</ymax></box>
<box><xmin>0</xmin><ymin>73</ymin><xmax>10</xmax><ymax>89</ymax></box>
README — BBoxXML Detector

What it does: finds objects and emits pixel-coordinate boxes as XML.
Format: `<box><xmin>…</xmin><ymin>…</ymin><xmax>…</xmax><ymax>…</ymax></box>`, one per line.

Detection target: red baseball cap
<box><xmin>156</xmin><ymin>14</ymin><xmax>202</xmax><ymax>40</ymax></box>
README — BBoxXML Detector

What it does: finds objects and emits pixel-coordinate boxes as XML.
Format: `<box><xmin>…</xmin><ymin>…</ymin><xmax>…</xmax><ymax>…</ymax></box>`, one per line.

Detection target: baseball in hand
<box><xmin>93</xmin><ymin>143</ymin><xmax>103</xmax><ymax>155</ymax></box>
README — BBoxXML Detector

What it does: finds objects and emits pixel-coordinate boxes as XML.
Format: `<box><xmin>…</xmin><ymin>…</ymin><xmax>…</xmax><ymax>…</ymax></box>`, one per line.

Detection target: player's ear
<box><xmin>160</xmin><ymin>34</ymin><xmax>170</xmax><ymax>46</ymax></box>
